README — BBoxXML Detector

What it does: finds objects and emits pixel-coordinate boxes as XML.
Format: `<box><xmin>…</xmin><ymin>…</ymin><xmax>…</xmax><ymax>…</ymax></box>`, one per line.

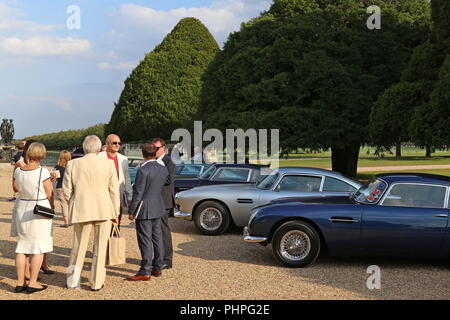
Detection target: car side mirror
<box><xmin>274</xmin><ymin>185</ymin><xmax>281</xmax><ymax>192</ymax></box>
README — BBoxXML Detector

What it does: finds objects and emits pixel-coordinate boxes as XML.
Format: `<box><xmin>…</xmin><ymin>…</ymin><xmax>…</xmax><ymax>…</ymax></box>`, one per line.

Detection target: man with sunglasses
<box><xmin>99</xmin><ymin>134</ymin><xmax>132</xmax><ymax>228</ymax></box>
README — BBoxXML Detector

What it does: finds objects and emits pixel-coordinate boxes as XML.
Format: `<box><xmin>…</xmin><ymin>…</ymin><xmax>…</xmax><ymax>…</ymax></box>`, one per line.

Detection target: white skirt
<box><xmin>14</xmin><ymin>199</ymin><xmax>53</xmax><ymax>254</ymax></box>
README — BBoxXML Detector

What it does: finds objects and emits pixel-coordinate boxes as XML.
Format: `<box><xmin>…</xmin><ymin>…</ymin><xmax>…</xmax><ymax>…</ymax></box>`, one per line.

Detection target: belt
<box><xmin>19</xmin><ymin>198</ymin><xmax>48</xmax><ymax>201</ymax></box>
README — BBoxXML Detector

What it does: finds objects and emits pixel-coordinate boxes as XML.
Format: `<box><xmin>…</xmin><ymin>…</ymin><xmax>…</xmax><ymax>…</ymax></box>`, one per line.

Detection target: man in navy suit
<box><xmin>152</xmin><ymin>138</ymin><xmax>175</xmax><ymax>270</ymax></box>
<box><xmin>127</xmin><ymin>143</ymin><xmax>168</xmax><ymax>281</ymax></box>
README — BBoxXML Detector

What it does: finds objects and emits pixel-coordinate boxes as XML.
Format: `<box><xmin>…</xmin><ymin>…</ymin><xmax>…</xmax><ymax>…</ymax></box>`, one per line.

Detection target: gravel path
<box><xmin>0</xmin><ymin>165</ymin><xmax>449</xmax><ymax>300</ymax></box>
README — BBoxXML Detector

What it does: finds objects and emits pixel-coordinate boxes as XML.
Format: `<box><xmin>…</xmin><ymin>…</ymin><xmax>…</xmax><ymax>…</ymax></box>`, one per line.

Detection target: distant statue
<box><xmin>0</xmin><ymin>119</ymin><xmax>14</xmax><ymax>145</ymax></box>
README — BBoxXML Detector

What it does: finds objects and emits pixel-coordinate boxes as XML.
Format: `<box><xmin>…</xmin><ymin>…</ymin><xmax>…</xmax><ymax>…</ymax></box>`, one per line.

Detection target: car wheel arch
<box><xmin>268</xmin><ymin>217</ymin><xmax>327</xmax><ymax>251</ymax></box>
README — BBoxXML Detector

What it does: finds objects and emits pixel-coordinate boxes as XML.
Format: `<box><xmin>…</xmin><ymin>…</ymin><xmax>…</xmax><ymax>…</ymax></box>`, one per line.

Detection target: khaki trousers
<box><xmin>67</xmin><ymin>220</ymin><xmax>112</xmax><ymax>290</ymax></box>
<box><xmin>54</xmin><ymin>188</ymin><xmax>69</xmax><ymax>217</ymax></box>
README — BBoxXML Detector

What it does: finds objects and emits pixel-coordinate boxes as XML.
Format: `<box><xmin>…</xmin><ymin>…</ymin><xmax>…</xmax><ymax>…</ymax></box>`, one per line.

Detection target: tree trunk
<box><xmin>395</xmin><ymin>141</ymin><xmax>401</xmax><ymax>158</ymax></box>
<box><xmin>331</xmin><ymin>145</ymin><xmax>360</xmax><ymax>178</ymax></box>
<box><xmin>425</xmin><ymin>145</ymin><xmax>432</xmax><ymax>158</ymax></box>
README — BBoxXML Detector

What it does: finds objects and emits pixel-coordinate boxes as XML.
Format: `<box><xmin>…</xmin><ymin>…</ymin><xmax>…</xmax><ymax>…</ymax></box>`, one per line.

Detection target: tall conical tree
<box><xmin>199</xmin><ymin>0</ymin><xmax>431</xmax><ymax>177</ymax></box>
<box><xmin>106</xmin><ymin>18</ymin><xmax>219</xmax><ymax>141</ymax></box>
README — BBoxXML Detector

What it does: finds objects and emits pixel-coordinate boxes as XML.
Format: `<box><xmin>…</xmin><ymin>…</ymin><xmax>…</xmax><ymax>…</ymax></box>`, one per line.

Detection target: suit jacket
<box><xmin>129</xmin><ymin>160</ymin><xmax>168</xmax><ymax>220</ymax></box>
<box><xmin>98</xmin><ymin>151</ymin><xmax>133</xmax><ymax>206</ymax></box>
<box><xmin>161</xmin><ymin>154</ymin><xmax>176</xmax><ymax>209</ymax></box>
<box><xmin>63</xmin><ymin>153</ymin><xmax>120</xmax><ymax>224</ymax></box>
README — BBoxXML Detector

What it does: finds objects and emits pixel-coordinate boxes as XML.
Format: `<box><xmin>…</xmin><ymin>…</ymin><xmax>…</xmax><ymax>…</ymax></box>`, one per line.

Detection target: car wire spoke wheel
<box><xmin>272</xmin><ymin>222</ymin><xmax>320</xmax><ymax>267</ymax></box>
<box><xmin>199</xmin><ymin>208</ymin><xmax>223</xmax><ymax>231</ymax></box>
<box><xmin>279</xmin><ymin>230</ymin><xmax>311</xmax><ymax>261</ymax></box>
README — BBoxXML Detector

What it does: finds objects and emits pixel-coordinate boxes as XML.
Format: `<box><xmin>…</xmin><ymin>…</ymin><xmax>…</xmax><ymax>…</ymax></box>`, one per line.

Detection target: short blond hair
<box><xmin>27</xmin><ymin>142</ymin><xmax>46</xmax><ymax>162</ymax></box>
<box><xmin>57</xmin><ymin>150</ymin><xmax>72</xmax><ymax>167</ymax></box>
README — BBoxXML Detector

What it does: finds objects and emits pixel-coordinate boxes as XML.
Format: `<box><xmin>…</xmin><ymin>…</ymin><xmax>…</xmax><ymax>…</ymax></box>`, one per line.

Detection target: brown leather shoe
<box><xmin>126</xmin><ymin>274</ymin><xmax>151</xmax><ymax>281</ymax></box>
<box><xmin>151</xmin><ymin>270</ymin><xmax>161</xmax><ymax>277</ymax></box>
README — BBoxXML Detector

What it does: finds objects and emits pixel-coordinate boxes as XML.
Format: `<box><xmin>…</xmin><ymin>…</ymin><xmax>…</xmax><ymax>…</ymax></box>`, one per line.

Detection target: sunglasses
<box><xmin>111</xmin><ymin>142</ymin><xmax>121</xmax><ymax>145</ymax></box>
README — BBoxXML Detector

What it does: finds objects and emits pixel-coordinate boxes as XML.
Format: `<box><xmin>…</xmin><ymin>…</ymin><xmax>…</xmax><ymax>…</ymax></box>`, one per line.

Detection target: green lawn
<box><xmin>286</xmin><ymin>146</ymin><xmax>450</xmax><ymax>158</ymax></box>
<box><xmin>277</xmin><ymin>156</ymin><xmax>450</xmax><ymax>169</ymax></box>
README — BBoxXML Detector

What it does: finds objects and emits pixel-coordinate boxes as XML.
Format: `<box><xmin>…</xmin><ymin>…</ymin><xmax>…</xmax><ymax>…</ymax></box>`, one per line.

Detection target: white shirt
<box><xmin>157</xmin><ymin>154</ymin><xmax>166</xmax><ymax>166</ymax></box>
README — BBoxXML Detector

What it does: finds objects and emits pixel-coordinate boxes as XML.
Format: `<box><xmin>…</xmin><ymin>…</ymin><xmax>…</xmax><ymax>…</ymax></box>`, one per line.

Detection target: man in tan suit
<box><xmin>63</xmin><ymin>135</ymin><xmax>120</xmax><ymax>291</ymax></box>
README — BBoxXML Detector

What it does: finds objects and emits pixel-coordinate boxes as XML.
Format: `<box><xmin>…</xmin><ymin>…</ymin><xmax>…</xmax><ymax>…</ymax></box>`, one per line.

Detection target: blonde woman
<box><xmin>12</xmin><ymin>142</ymin><xmax>54</xmax><ymax>294</ymax></box>
<box><xmin>53</xmin><ymin>151</ymin><xmax>72</xmax><ymax>227</ymax></box>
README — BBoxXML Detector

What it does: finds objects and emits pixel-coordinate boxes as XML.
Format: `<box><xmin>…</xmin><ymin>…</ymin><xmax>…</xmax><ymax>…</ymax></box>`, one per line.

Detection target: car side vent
<box><xmin>237</xmin><ymin>199</ymin><xmax>254</xmax><ymax>204</ymax></box>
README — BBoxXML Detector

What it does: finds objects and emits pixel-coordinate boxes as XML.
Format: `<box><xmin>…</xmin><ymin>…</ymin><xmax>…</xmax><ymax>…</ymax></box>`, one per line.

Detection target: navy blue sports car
<box><xmin>244</xmin><ymin>173</ymin><xmax>450</xmax><ymax>267</ymax></box>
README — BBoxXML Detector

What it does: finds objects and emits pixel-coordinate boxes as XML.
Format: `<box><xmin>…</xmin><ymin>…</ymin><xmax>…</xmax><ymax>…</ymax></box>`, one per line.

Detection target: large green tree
<box><xmin>106</xmin><ymin>18</ymin><xmax>219</xmax><ymax>141</ymax></box>
<box><xmin>369</xmin><ymin>81</ymin><xmax>433</xmax><ymax>157</ymax></box>
<box><xmin>428</xmin><ymin>54</ymin><xmax>450</xmax><ymax>148</ymax></box>
<box><xmin>407</xmin><ymin>42</ymin><xmax>447</xmax><ymax>156</ymax></box>
<box><xmin>376</xmin><ymin>0</ymin><xmax>450</xmax><ymax>157</ymax></box>
<box><xmin>199</xmin><ymin>0</ymin><xmax>431</xmax><ymax>176</ymax></box>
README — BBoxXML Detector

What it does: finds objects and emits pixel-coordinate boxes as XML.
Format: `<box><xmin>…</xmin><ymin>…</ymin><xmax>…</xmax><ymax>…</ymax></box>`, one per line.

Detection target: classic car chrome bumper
<box><xmin>174</xmin><ymin>209</ymin><xmax>192</xmax><ymax>220</ymax></box>
<box><xmin>243</xmin><ymin>227</ymin><xmax>268</xmax><ymax>243</ymax></box>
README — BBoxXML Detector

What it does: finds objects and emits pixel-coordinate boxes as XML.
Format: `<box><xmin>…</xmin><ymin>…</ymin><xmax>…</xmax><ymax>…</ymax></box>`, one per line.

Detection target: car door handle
<box><xmin>329</xmin><ymin>217</ymin><xmax>360</xmax><ymax>223</ymax></box>
<box><xmin>237</xmin><ymin>199</ymin><xmax>253</xmax><ymax>204</ymax></box>
<box><xmin>434</xmin><ymin>214</ymin><xmax>449</xmax><ymax>218</ymax></box>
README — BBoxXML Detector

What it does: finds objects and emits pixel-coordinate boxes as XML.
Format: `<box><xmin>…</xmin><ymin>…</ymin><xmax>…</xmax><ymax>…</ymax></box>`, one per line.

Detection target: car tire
<box><xmin>271</xmin><ymin>221</ymin><xmax>321</xmax><ymax>268</ymax></box>
<box><xmin>194</xmin><ymin>201</ymin><xmax>230</xmax><ymax>235</ymax></box>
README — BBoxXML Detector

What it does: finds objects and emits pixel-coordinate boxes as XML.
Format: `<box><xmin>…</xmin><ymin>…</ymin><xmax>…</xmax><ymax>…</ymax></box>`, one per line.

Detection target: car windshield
<box><xmin>352</xmin><ymin>178</ymin><xmax>388</xmax><ymax>204</ymax></box>
<box><xmin>257</xmin><ymin>170</ymin><xmax>280</xmax><ymax>190</ymax></box>
<box><xmin>199</xmin><ymin>165</ymin><xmax>216</xmax><ymax>179</ymax></box>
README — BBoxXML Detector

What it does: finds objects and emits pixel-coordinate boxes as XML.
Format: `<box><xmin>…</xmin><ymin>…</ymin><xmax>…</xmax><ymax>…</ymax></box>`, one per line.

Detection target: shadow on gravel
<box><xmin>0</xmin><ymin>197</ymin><xmax>16</xmax><ymax>203</ymax></box>
<box><xmin>0</xmin><ymin>239</ymin><xmax>140</xmax><ymax>282</ymax></box>
<box><xmin>0</xmin><ymin>218</ymin><xmax>12</xmax><ymax>224</ymax></box>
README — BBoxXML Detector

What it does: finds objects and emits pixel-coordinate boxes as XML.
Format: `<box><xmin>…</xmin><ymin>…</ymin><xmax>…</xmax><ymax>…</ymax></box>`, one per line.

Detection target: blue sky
<box><xmin>0</xmin><ymin>0</ymin><xmax>272</xmax><ymax>138</ymax></box>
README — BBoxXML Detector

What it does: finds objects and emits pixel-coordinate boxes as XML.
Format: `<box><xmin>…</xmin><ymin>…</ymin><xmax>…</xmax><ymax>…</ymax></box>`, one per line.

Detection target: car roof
<box><xmin>211</xmin><ymin>163</ymin><xmax>270</xmax><ymax>169</ymax></box>
<box><xmin>274</xmin><ymin>167</ymin><xmax>361</xmax><ymax>187</ymax></box>
<box><xmin>275</xmin><ymin>166</ymin><xmax>343</xmax><ymax>175</ymax></box>
<box><xmin>375</xmin><ymin>173</ymin><xmax>450</xmax><ymax>186</ymax></box>
<box><xmin>177</xmin><ymin>162</ymin><xmax>209</xmax><ymax>166</ymax></box>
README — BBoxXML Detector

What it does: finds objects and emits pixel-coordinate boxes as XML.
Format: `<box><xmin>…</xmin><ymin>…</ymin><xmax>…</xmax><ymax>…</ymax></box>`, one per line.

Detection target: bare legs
<box><xmin>28</xmin><ymin>254</ymin><xmax>44</xmax><ymax>288</ymax></box>
<box><xmin>15</xmin><ymin>254</ymin><xmax>26</xmax><ymax>286</ymax></box>
<box><xmin>42</xmin><ymin>253</ymin><xmax>49</xmax><ymax>270</ymax></box>
<box><xmin>16</xmin><ymin>253</ymin><xmax>44</xmax><ymax>289</ymax></box>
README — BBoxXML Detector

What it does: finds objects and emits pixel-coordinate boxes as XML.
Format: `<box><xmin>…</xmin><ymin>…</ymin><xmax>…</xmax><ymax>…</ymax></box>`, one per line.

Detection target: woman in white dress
<box><xmin>12</xmin><ymin>142</ymin><xmax>54</xmax><ymax>294</ymax></box>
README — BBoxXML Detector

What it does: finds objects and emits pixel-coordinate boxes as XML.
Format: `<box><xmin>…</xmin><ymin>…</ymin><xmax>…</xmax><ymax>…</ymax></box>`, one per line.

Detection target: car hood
<box><xmin>268</xmin><ymin>195</ymin><xmax>356</xmax><ymax>206</ymax></box>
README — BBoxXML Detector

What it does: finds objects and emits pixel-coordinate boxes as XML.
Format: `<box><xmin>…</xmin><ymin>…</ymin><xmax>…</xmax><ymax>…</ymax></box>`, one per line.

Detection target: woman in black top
<box><xmin>53</xmin><ymin>151</ymin><xmax>71</xmax><ymax>227</ymax></box>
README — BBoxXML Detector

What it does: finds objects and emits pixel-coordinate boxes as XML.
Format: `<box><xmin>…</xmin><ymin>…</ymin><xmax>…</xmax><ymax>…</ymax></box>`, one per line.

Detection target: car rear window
<box><xmin>211</xmin><ymin>168</ymin><xmax>250</xmax><ymax>181</ymax></box>
<box><xmin>323</xmin><ymin>177</ymin><xmax>356</xmax><ymax>192</ymax></box>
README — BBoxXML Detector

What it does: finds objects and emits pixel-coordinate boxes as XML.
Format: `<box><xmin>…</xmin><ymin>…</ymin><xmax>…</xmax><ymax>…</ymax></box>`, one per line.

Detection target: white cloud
<box><xmin>97</xmin><ymin>61</ymin><xmax>136</xmax><ymax>71</ymax></box>
<box><xmin>109</xmin><ymin>0</ymin><xmax>272</xmax><ymax>48</ymax></box>
<box><xmin>0</xmin><ymin>36</ymin><xmax>91</xmax><ymax>57</ymax></box>
<box><xmin>0</xmin><ymin>1</ymin><xmax>89</xmax><ymax>58</ymax></box>
<box><xmin>0</xmin><ymin>1</ymin><xmax>62</xmax><ymax>34</ymax></box>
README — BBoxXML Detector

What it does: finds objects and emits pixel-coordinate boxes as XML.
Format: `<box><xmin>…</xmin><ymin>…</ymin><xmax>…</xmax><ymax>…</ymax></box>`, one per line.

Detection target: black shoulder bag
<box><xmin>33</xmin><ymin>167</ymin><xmax>55</xmax><ymax>219</ymax></box>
